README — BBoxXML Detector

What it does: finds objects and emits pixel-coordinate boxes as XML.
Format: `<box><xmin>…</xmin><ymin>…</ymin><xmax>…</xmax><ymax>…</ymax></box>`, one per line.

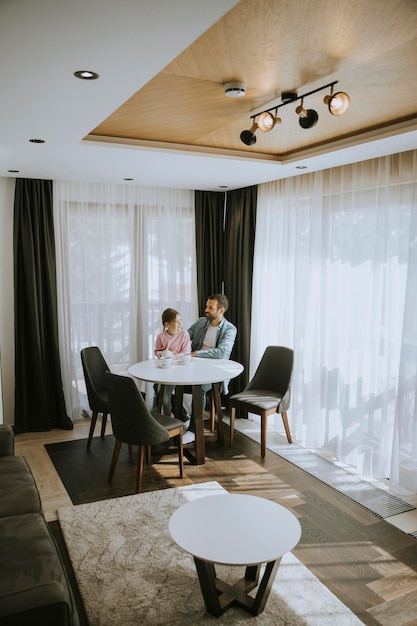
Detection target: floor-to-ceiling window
<box><xmin>54</xmin><ymin>181</ymin><xmax>198</xmax><ymax>419</ymax></box>
<box><xmin>252</xmin><ymin>150</ymin><xmax>417</xmax><ymax>493</ymax></box>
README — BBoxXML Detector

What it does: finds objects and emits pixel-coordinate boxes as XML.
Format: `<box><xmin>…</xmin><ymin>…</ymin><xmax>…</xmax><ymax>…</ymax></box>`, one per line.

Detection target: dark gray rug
<box><xmin>45</xmin><ymin>434</ymin><xmax>174</xmax><ymax>505</ymax></box>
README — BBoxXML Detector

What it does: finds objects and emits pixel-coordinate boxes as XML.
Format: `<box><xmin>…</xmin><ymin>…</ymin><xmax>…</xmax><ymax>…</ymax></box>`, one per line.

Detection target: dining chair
<box><xmin>206</xmin><ymin>387</ymin><xmax>224</xmax><ymax>433</ymax></box>
<box><xmin>81</xmin><ymin>346</ymin><xmax>111</xmax><ymax>450</ymax></box>
<box><xmin>105</xmin><ymin>371</ymin><xmax>185</xmax><ymax>493</ymax></box>
<box><xmin>229</xmin><ymin>346</ymin><xmax>293</xmax><ymax>458</ymax></box>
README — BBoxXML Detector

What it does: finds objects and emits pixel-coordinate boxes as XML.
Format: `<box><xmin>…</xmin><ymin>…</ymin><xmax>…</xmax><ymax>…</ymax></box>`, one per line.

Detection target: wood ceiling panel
<box><xmin>89</xmin><ymin>0</ymin><xmax>417</xmax><ymax>160</ymax></box>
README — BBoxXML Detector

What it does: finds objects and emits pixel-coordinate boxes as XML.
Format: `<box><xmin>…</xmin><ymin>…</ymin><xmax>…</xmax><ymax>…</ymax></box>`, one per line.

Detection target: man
<box><xmin>188</xmin><ymin>293</ymin><xmax>237</xmax><ymax>367</ymax></box>
<box><xmin>183</xmin><ymin>294</ymin><xmax>237</xmax><ymax>443</ymax></box>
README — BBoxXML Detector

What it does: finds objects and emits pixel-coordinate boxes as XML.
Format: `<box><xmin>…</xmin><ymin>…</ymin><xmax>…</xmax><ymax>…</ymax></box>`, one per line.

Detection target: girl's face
<box><xmin>165</xmin><ymin>314</ymin><xmax>182</xmax><ymax>334</ymax></box>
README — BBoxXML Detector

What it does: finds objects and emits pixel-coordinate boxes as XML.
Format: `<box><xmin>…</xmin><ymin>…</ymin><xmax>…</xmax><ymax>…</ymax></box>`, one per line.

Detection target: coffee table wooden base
<box><xmin>169</xmin><ymin>494</ymin><xmax>301</xmax><ymax>619</ymax></box>
<box><xmin>193</xmin><ymin>557</ymin><xmax>281</xmax><ymax>617</ymax></box>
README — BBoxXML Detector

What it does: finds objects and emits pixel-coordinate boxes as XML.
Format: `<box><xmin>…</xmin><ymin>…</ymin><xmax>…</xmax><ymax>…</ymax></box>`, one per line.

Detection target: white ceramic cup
<box><xmin>179</xmin><ymin>353</ymin><xmax>191</xmax><ymax>364</ymax></box>
<box><xmin>158</xmin><ymin>356</ymin><xmax>172</xmax><ymax>368</ymax></box>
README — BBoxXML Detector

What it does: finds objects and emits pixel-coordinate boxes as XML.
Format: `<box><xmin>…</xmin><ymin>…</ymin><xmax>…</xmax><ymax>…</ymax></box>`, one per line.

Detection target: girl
<box><xmin>154</xmin><ymin>308</ymin><xmax>191</xmax><ymax>416</ymax></box>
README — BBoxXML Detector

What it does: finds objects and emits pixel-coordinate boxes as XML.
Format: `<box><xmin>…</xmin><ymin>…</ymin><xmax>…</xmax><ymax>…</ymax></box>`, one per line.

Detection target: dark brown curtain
<box><xmin>13</xmin><ymin>179</ymin><xmax>72</xmax><ymax>433</ymax></box>
<box><xmin>223</xmin><ymin>186</ymin><xmax>257</xmax><ymax>397</ymax></box>
<box><xmin>194</xmin><ymin>186</ymin><xmax>257</xmax><ymax>400</ymax></box>
<box><xmin>194</xmin><ymin>190</ymin><xmax>226</xmax><ymax>315</ymax></box>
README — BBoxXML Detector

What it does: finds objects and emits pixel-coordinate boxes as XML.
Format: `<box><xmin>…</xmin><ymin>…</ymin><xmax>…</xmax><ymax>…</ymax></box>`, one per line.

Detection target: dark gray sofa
<box><xmin>0</xmin><ymin>425</ymin><xmax>79</xmax><ymax>626</ymax></box>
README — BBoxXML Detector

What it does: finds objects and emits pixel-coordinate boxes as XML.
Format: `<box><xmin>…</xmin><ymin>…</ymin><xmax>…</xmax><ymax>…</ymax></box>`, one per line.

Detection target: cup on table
<box><xmin>178</xmin><ymin>353</ymin><xmax>191</xmax><ymax>365</ymax></box>
<box><xmin>158</xmin><ymin>356</ymin><xmax>172</xmax><ymax>368</ymax></box>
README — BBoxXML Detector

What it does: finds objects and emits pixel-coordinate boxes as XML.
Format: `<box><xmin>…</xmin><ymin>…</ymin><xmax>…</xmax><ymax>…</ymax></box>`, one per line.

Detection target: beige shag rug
<box><xmin>58</xmin><ymin>481</ymin><xmax>364</xmax><ymax>625</ymax></box>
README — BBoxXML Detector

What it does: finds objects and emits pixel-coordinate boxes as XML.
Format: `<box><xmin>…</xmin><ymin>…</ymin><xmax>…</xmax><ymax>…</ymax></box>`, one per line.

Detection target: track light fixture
<box><xmin>295</xmin><ymin>98</ymin><xmax>319</xmax><ymax>129</ymax></box>
<box><xmin>323</xmin><ymin>84</ymin><xmax>350</xmax><ymax>116</ymax></box>
<box><xmin>240</xmin><ymin>122</ymin><xmax>258</xmax><ymax>146</ymax></box>
<box><xmin>257</xmin><ymin>110</ymin><xmax>282</xmax><ymax>132</ymax></box>
<box><xmin>240</xmin><ymin>80</ymin><xmax>349</xmax><ymax>145</ymax></box>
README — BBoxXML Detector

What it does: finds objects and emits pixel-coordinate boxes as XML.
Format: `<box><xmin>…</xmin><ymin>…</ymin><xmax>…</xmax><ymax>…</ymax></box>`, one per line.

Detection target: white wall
<box><xmin>0</xmin><ymin>177</ymin><xmax>15</xmax><ymax>425</ymax></box>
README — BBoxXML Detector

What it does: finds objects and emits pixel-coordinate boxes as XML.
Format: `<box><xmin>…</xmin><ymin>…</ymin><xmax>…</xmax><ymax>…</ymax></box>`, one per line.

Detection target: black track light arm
<box><xmin>250</xmin><ymin>81</ymin><xmax>338</xmax><ymax>121</ymax></box>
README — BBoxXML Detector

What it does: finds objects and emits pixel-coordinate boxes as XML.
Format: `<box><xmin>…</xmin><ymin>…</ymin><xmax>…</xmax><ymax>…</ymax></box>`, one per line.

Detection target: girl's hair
<box><xmin>162</xmin><ymin>308</ymin><xmax>180</xmax><ymax>327</ymax></box>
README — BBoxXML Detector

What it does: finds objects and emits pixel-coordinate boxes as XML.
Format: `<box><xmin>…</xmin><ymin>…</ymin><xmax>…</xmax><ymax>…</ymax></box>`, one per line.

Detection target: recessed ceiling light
<box><xmin>29</xmin><ymin>139</ymin><xmax>45</xmax><ymax>143</ymax></box>
<box><xmin>8</xmin><ymin>169</ymin><xmax>19</xmax><ymax>173</ymax></box>
<box><xmin>123</xmin><ymin>178</ymin><xmax>134</xmax><ymax>181</ymax></box>
<box><xmin>74</xmin><ymin>70</ymin><xmax>99</xmax><ymax>80</ymax></box>
<box><xmin>219</xmin><ymin>185</ymin><xmax>229</xmax><ymax>189</ymax></box>
<box><xmin>296</xmin><ymin>165</ymin><xmax>307</xmax><ymax>169</ymax></box>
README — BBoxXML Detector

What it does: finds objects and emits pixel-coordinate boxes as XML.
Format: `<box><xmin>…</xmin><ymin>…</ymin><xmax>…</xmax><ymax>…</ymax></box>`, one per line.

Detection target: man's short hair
<box><xmin>208</xmin><ymin>293</ymin><xmax>229</xmax><ymax>312</ymax></box>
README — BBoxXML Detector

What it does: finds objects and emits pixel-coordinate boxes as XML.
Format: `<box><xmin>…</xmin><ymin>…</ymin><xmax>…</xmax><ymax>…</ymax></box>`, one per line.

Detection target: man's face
<box><xmin>205</xmin><ymin>299</ymin><xmax>224</xmax><ymax>322</ymax></box>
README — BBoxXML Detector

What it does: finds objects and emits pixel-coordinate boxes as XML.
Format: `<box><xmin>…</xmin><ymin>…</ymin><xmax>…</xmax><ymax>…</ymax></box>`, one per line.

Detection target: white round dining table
<box><xmin>128</xmin><ymin>358</ymin><xmax>243</xmax><ymax>464</ymax></box>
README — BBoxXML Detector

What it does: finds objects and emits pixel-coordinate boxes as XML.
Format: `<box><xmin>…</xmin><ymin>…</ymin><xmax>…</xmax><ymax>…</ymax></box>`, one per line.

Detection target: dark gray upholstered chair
<box><xmin>229</xmin><ymin>346</ymin><xmax>293</xmax><ymax>458</ymax></box>
<box><xmin>81</xmin><ymin>346</ymin><xmax>111</xmax><ymax>450</ymax></box>
<box><xmin>105</xmin><ymin>371</ymin><xmax>185</xmax><ymax>493</ymax></box>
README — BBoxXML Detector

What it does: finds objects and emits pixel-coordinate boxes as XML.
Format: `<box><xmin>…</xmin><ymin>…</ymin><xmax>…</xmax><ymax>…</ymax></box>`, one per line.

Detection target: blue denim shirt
<box><xmin>187</xmin><ymin>317</ymin><xmax>237</xmax><ymax>393</ymax></box>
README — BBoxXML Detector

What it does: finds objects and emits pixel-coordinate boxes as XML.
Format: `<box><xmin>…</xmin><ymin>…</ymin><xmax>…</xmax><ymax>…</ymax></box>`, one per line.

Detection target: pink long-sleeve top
<box><xmin>154</xmin><ymin>329</ymin><xmax>191</xmax><ymax>357</ymax></box>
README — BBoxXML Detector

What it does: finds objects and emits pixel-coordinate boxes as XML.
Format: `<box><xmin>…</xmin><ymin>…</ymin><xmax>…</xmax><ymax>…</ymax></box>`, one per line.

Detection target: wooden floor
<box><xmin>15</xmin><ymin>417</ymin><xmax>417</xmax><ymax>626</ymax></box>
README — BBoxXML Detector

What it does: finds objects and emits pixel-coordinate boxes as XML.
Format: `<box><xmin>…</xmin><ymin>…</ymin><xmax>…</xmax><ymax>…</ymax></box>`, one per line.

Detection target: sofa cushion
<box><xmin>0</xmin><ymin>457</ymin><xmax>41</xmax><ymax>518</ymax></box>
<box><xmin>0</xmin><ymin>512</ymin><xmax>78</xmax><ymax>625</ymax></box>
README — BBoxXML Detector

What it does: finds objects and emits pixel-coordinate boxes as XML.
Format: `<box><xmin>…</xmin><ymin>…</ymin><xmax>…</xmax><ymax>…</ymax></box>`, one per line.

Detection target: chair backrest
<box><xmin>80</xmin><ymin>346</ymin><xmax>110</xmax><ymax>411</ymax></box>
<box><xmin>105</xmin><ymin>372</ymin><xmax>169</xmax><ymax>446</ymax></box>
<box><xmin>247</xmin><ymin>346</ymin><xmax>294</xmax><ymax>395</ymax></box>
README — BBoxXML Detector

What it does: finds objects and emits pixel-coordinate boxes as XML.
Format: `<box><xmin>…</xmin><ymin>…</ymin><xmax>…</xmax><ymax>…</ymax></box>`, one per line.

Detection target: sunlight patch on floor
<box><xmin>229</xmin><ymin>416</ymin><xmax>417</xmax><ymax>535</ymax></box>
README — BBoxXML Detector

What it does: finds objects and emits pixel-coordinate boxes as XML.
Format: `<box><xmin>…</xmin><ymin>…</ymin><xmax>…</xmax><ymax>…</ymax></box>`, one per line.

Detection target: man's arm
<box><xmin>188</xmin><ymin>318</ymin><xmax>206</xmax><ymax>354</ymax></box>
<box><xmin>187</xmin><ymin>319</ymin><xmax>197</xmax><ymax>341</ymax></box>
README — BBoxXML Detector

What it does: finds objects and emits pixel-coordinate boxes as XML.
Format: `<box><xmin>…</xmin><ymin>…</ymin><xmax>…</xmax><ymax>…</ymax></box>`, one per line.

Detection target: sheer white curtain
<box><xmin>53</xmin><ymin>181</ymin><xmax>197</xmax><ymax>419</ymax></box>
<box><xmin>252</xmin><ymin>150</ymin><xmax>417</xmax><ymax>492</ymax></box>
<box><xmin>0</xmin><ymin>176</ymin><xmax>15</xmax><ymax>426</ymax></box>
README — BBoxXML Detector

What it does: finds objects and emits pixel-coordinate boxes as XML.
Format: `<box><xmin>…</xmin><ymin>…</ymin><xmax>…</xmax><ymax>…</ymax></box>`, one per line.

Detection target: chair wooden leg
<box><xmin>108</xmin><ymin>439</ymin><xmax>122</xmax><ymax>482</ymax></box>
<box><xmin>100</xmin><ymin>413</ymin><xmax>107</xmax><ymax>438</ymax></box>
<box><xmin>229</xmin><ymin>406</ymin><xmax>236</xmax><ymax>447</ymax></box>
<box><xmin>211</xmin><ymin>384</ymin><xmax>225</xmax><ymax>446</ymax></box>
<box><xmin>87</xmin><ymin>411</ymin><xmax>98</xmax><ymax>450</ymax></box>
<box><xmin>260</xmin><ymin>411</ymin><xmax>267</xmax><ymax>458</ymax></box>
<box><xmin>281</xmin><ymin>411</ymin><xmax>292</xmax><ymax>444</ymax></box>
<box><xmin>177</xmin><ymin>429</ymin><xmax>184</xmax><ymax>478</ymax></box>
<box><xmin>167</xmin><ymin>426</ymin><xmax>184</xmax><ymax>478</ymax></box>
<box><xmin>136</xmin><ymin>446</ymin><xmax>145</xmax><ymax>493</ymax></box>
<box><xmin>146</xmin><ymin>445</ymin><xmax>152</xmax><ymax>464</ymax></box>
<box><xmin>210</xmin><ymin>397</ymin><xmax>215</xmax><ymax>432</ymax></box>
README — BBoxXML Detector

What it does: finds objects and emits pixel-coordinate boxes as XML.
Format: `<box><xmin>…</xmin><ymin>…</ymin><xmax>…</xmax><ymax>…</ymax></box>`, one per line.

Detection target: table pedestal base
<box><xmin>193</xmin><ymin>557</ymin><xmax>282</xmax><ymax>617</ymax></box>
<box><xmin>158</xmin><ymin>383</ymin><xmax>225</xmax><ymax>465</ymax></box>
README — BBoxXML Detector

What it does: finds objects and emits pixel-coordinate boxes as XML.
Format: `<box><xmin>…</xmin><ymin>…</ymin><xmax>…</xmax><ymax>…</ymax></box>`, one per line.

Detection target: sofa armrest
<box><xmin>0</xmin><ymin>425</ymin><xmax>14</xmax><ymax>457</ymax></box>
<box><xmin>0</xmin><ymin>581</ymin><xmax>78</xmax><ymax>626</ymax></box>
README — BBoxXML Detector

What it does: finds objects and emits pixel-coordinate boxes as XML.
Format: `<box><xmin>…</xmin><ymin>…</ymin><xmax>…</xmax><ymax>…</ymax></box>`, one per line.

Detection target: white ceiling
<box><xmin>1</xmin><ymin>0</ymin><xmax>417</xmax><ymax>192</ymax></box>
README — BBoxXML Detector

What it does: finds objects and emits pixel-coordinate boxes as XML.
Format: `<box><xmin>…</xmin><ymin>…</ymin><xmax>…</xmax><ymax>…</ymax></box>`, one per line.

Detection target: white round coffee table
<box><xmin>169</xmin><ymin>493</ymin><xmax>301</xmax><ymax>617</ymax></box>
